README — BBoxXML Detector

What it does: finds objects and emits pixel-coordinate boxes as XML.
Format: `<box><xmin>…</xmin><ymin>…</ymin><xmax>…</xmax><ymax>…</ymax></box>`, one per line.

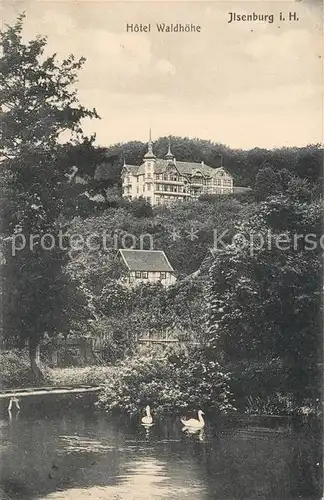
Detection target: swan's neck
<box><xmin>146</xmin><ymin>408</ymin><xmax>151</xmax><ymax>417</ymax></box>
<box><xmin>198</xmin><ymin>412</ymin><xmax>204</xmax><ymax>423</ymax></box>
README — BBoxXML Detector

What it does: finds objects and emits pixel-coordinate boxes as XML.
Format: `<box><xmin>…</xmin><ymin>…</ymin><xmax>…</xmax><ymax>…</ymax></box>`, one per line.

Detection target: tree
<box><xmin>254</xmin><ymin>164</ymin><xmax>282</xmax><ymax>201</ymax></box>
<box><xmin>166</xmin><ymin>275</ymin><xmax>207</xmax><ymax>342</ymax></box>
<box><xmin>206</xmin><ymin>196</ymin><xmax>322</xmax><ymax>406</ymax></box>
<box><xmin>0</xmin><ymin>15</ymin><xmax>99</xmax><ymax>379</ymax></box>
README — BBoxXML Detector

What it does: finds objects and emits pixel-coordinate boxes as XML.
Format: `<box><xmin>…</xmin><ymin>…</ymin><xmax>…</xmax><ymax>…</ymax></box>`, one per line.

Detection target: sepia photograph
<box><xmin>0</xmin><ymin>0</ymin><xmax>323</xmax><ymax>499</ymax></box>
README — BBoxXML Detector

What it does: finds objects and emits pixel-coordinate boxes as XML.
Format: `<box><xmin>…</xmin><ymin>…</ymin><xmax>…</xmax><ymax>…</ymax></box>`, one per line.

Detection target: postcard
<box><xmin>0</xmin><ymin>1</ymin><xmax>322</xmax><ymax>499</ymax></box>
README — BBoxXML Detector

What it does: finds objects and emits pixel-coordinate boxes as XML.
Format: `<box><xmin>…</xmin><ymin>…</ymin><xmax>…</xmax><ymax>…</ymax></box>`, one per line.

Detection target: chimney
<box><xmin>201</xmin><ymin>161</ymin><xmax>204</xmax><ymax>167</ymax></box>
<box><xmin>214</xmin><ymin>154</ymin><xmax>223</xmax><ymax>168</ymax></box>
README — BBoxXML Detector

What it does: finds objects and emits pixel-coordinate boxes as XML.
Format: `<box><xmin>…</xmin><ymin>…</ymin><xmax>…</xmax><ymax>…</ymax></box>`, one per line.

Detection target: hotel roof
<box><xmin>123</xmin><ymin>159</ymin><xmax>225</xmax><ymax>177</ymax></box>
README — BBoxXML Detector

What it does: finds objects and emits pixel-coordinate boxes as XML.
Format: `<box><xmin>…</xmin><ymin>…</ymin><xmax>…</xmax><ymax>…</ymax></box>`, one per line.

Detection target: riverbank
<box><xmin>0</xmin><ymin>350</ymin><xmax>114</xmax><ymax>389</ymax></box>
<box><xmin>1</xmin><ymin>350</ymin><xmax>321</xmax><ymax>419</ymax></box>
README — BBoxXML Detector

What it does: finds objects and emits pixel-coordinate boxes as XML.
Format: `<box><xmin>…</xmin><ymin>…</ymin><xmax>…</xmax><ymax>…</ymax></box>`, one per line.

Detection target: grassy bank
<box><xmin>0</xmin><ymin>350</ymin><xmax>113</xmax><ymax>389</ymax></box>
<box><xmin>47</xmin><ymin>366</ymin><xmax>114</xmax><ymax>387</ymax></box>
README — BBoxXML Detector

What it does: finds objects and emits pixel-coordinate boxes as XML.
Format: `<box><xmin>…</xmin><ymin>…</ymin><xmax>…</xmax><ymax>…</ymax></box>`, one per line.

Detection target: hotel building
<box><xmin>121</xmin><ymin>136</ymin><xmax>234</xmax><ymax>206</ymax></box>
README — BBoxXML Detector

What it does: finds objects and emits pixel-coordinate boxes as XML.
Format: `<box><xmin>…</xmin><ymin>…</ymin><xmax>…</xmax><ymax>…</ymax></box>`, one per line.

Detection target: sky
<box><xmin>1</xmin><ymin>0</ymin><xmax>323</xmax><ymax>149</ymax></box>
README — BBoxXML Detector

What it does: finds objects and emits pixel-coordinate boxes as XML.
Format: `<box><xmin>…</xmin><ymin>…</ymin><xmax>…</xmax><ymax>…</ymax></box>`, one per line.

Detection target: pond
<box><xmin>0</xmin><ymin>396</ymin><xmax>322</xmax><ymax>499</ymax></box>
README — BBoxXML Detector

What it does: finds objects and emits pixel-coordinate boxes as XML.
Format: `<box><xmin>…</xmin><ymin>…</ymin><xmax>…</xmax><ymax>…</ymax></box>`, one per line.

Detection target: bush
<box><xmin>245</xmin><ymin>394</ymin><xmax>295</xmax><ymax>415</ymax></box>
<box><xmin>227</xmin><ymin>358</ymin><xmax>321</xmax><ymax>416</ymax></box>
<box><xmin>97</xmin><ymin>347</ymin><xmax>236</xmax><ymax>416</ymax></box>
<box><xmin>0</xmin><ymin>349</ymin><xmax>34</xmax><ymax>389</ymax></box>
<box><xmin>245</xmin><ymin>394</ymin><xmax>321</xmax><ymax>417</ymax></box>
<box><xmin>227</xmin><ymin>358</ymin><xmax>287</xmax><ymax>409</ymax></box>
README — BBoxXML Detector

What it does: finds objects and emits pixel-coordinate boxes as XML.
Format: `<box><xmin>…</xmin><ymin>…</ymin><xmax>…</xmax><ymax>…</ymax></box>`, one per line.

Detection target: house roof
<box><xmin>119</xmin><ymin>249</ymin><xmax>174</xmax><ymax>272</ymax></box>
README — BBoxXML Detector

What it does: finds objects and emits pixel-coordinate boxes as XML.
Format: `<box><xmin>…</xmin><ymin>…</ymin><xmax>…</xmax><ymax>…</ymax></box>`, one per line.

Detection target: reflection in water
<box><xmin>58</xmin><ymin>435</ymin><xmax>115</xmax><ymax>454</ymax></box>
<box><xmin>141</xmin><ymin>423</ymin><xmax>154</xmax><ymax>440</ymax></box>
<box><xmin>182</xmin><ymin>426</ymin><xmax>205</xmax><ymax>442</ymax></box>
<box><xmin>0</xmin><ymin>407</ymin><xmax>321</xmax><ymax>500</ymax></box>
<box><xmin>41</xmin><ymin>456</ymin><xmax>204</xmax><ymax>500</ymax></box>
<box><xmin>8</xmin><ymin>410</ymin><xmax>20</xmax><ymax>424</ymax></box>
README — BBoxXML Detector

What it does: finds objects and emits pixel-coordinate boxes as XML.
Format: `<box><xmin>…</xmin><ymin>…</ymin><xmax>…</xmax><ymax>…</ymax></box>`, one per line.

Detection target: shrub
<box><xmin>227</xmin><ymin>358</ymin><xmax>287</xmax><ymax>410</ymax></box>
<box><xmin>0</xmin><ymin>349</ymin><xmax>35</xmax><ymax>389</ymax></box>
<box><xmin>245</xmin><ymin>393</ymin><xmax>321</xmax><ymax>417</ymax></box>
<box><xmin>97</xmin><ymin>347</ymin><xmax>236</xmax><ymax>416</ymax></box>
<box><xmin>245</xmin><ymin>394</ymin><xmax>294</xmax><ymax>415</ymax></box>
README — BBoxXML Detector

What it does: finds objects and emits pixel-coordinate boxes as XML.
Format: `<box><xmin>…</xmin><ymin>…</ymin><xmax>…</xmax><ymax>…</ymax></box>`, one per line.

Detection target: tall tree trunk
<box><xmin>29</xmin><ymin>338</ymin><xmax>44</xmax><ymax>383</ymax></box>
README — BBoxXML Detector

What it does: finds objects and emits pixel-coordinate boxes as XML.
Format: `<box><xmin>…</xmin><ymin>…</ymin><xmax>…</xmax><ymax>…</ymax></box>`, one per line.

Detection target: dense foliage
<box><xmin>0</xmin><ymin>350</ymin><xmax>42</xmax><ymax>388</ymax></box>
<box><xmin>207</xmin><ymin>196</ymin><xmax>322</xmax><ymax>408</ymax></box>
<box><xmin>98</xmin><ymin>347</ymin><xmax>235</xmax><ymax>416</ymax></box>
<box><xmin>0</xmin><ymin>15</ymin><xmax>99</xmax><ymax>378</ymax></box>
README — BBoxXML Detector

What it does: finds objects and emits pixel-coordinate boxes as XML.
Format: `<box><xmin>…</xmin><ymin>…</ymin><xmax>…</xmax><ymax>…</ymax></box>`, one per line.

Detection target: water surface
<box><xmin>0</xmin><ymin>400</ymin><xmax>322</xmax><ymax>499</ymax></box>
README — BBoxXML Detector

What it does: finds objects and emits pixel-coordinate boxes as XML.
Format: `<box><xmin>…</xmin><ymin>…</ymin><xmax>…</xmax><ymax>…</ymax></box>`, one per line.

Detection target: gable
<box><xmin>121</xmin><ymin>165</ymin><xmax>139</xmax><ymax>176</ymax></box>
<box><xmin>165</xmin><ymin>162</ymin><xmax>176</xmax><ymax>171</ymax></box>
<box><xmin>213</xmin><ymin>167</ymin><xmax>232</xmax><ymax>178</ymax></box>
<box><xmin>191</xmin><ymin>169</ymin><xmax>205</xmax><ymax>177</ymax></box>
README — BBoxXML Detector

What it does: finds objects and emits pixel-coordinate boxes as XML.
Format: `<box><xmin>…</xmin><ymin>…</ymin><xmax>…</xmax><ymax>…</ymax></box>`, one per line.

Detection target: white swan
<box><xmin>181</xmin><ymin>410</ymin><xmax>205</xmax><ymax>429</ymax></box>
<box><xmin>141</xmin><ymin>405</ymin><xmax>153</xmax><ymax>425</ymax></box>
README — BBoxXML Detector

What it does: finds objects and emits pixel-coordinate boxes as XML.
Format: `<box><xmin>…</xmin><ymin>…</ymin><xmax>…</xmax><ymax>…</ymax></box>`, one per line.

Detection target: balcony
<box><xmin>156</xmin><ymin>179</ymin><xmax>183</xmax><ymax>185</ymax></box>
<box><xmin>190</xmin><ymin>182</ymin><xmax>205</xmax><ymax>187</ymax></box>
<box><xmin>155</xmin><ymin>189</ymin><xmax>188</xmax><ymax>197</ymax></box>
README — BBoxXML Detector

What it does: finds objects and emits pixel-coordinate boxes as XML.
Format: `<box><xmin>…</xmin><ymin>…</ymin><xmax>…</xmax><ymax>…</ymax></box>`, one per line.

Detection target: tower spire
<box><xmin>165</xmin><ymin>135</ymin><xmax>174</xmax><ymax>161</ymax></box>
<box><xmin>144</xmin><ymin>128</ymin><xmax>156</xmax><ymax>159</ymax></box>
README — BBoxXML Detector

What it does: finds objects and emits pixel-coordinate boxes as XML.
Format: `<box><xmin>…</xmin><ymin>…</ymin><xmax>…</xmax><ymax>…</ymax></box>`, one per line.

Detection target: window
<box><xmin>142</xmin><ymin>271</ymin><xmax>148</xmax><ymax>279</ymax></box>
<box><xmin>147</xmin><ymin>172</ymin><xmax>152</xmax><ymax>178</ymax></box>
<box><xmin>137</xmin><ymin>187</ymin><xmax>139</xmax><ymax>193</ymax></box>
<box><xmin>137</xmin><ymin>177</ymin><xmax>139</xmax><ymax>182</ymax></box>
<box><xmin>135</xmin><ymin>271</ymin><xmax>141</xmax><ymax>278</ymax></box>
<box><xmin>160</xmin><ymin>272</ymin><xmax>166</xmax><ymax>279</ymax></box>
<box><xmin>147</xmin><ymin>183</ymin><xmax>151</xmax><ymax>191</ymax></box>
